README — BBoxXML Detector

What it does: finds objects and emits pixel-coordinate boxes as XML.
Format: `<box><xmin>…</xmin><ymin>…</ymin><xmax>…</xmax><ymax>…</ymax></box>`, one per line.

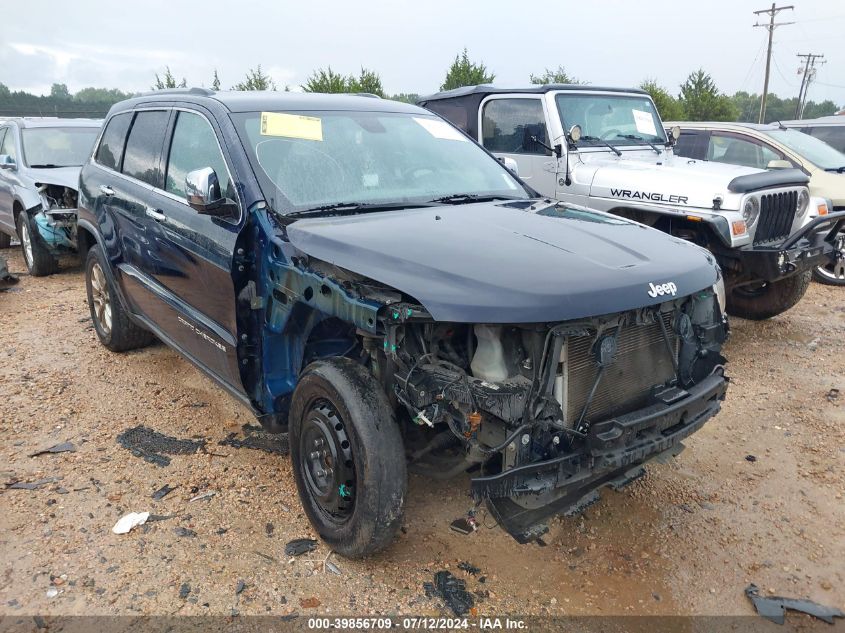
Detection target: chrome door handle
<box><xmin>99</xmin><ymin>185</ymin><xmax>115</xmax><ymax>196</ymax></box>
<box><xmin>145</xmin><ymin>207</ymin><xmax>167</xmax><ymax>222</ymax></box>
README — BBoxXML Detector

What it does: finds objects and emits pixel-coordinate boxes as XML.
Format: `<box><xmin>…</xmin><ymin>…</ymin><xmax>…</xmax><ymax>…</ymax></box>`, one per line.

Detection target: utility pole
<box><xmin>795</xmin><ymin>53</ymin><xmax>825</xmax><ymax>119</ymax></box>
<box><xmin>754</xmin><ymin>3</ymin><xmax>794</xmax><ymax>123</ymax></box>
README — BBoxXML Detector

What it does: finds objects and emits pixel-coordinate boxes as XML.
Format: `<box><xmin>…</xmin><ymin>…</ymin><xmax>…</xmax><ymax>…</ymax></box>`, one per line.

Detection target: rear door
<box><xmin>477</xmin><ymin>95</ymin><xmax>557</xmax><ymax>195</ymax></box>
<box><xmin>136</xmin><ymin>107</ymin><xmax>242</xmax><ymax>388</ymax></box>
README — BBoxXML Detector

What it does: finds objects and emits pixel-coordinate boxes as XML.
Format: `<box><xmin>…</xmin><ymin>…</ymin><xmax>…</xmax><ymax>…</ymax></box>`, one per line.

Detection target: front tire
<box><xmin>727</xmin><ymin>270</ymin><xmax>812</xmax><ymax>320</ymax></box>
<box><xmin>16</xmin><ymin>211</ymin><xmax>58</xmax><ymax>276</ymax></box>
<box><xmin>289</xmin><ymin>357</ymin><xmax>406</xmax><ymax>558</ymax></box>
<box><xmin>85</xmin><ymin>245</ymin><xmax>154</xmax><ymax>352</ymax></box>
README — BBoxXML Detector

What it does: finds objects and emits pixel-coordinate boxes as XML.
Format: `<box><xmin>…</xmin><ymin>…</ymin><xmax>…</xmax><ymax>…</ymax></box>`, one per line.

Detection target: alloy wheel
<box><xmin>90</xmin><ymin>262</ymin><xmax>113</xmax><ymax>336</ymax></box>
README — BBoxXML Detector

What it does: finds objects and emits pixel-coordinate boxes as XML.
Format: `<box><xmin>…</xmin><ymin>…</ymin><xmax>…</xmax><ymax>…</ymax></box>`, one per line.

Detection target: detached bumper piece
<box><xmin>474</xmin><ymin>373</ymin><xmax>728</xmax><ymax>543</ymax></box>
<box><xmin>738</xmin><ymin>211</ymin><xmax>845</xmax><ymax>283</ymax></box>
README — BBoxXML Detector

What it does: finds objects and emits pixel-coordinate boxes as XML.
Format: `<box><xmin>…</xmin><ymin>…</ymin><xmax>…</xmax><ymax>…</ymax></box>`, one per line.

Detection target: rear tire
<box><xmin>16</xmin><ymin>211</ymin><xmax>58</xmax><ymax>276</ymax></box>
<box><xmin>727</xmin><ymin>270</ymin><xmax>812</xmax><ymax>320</ymax></box>
<box><xmin>85</xmin><ymin>245</ymin><xmax>154</xmax><ymax>352</ymax></box>
<box><xmin>289</xmin><ymin>357</ymin><xmax>406</xmax><ymax>558</ymax></box>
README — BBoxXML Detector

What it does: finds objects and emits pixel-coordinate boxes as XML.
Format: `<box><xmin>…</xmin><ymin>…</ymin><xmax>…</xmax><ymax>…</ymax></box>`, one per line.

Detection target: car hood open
<box><xmin>286</xmin><ymin>202</ymin><xmax>719</xmax><ymax>323</ymax></box>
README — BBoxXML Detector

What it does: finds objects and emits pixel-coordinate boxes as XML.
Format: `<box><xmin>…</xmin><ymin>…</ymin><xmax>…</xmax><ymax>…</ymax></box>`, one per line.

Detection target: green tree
<box><xmin>347</xmin><ymin>68</ymin><xmax>385</xmax><ymax>97</ymax></box>
<box><xmin>441</xmin><ymin>49</ymin><xmax>494</xmax><ymax>91</ymax></box>
<box><xmin>73</xmin><ymin>87</ymin><xmax>134</xmax><ymax>103</ymax></box>
<box><xmin>234</xmin><ymin>65</ymin><xmax>276</xmax><ymax>90</ymax></box>
<box><xmin>302</xmin><ymin>67</ymin><xmax>350</xmax><ymax>93</ymax></box>
<box><xmin>390</xmin><ymin>93</ymin><xmax>420</xmax><ymax>104</ymax></box>
<box><xmin>803</xmin><ymin>99</ymin><xmax>837</xmax><ymax>119</ymax></box>
<box><xmin>153</xmin><ymin>67</ymin><xmax>187</xmax><ymax>90</ymax></box>
<box><xmin>640</xmin><ymin>79</ymin><xmax>685</xmax><ymax>121</ymax></box>
<box><xmin>530</xmin><ymin>66</ymin><xmax>580</xmax><ymax>85</ymax></box>
<box><xmin>50</xmin><ymin>83</ymin><xmax>71</xmax><ymax>100</ymax></box>
<box><xmin>211</xmin><ymin>69</ymin><xmax>221</xmax><ymax>91</ymax></box>
<box><xmin>679</xmin><ymin>69</ymin><xmax>738</xmax><ymax>121</ymax></box>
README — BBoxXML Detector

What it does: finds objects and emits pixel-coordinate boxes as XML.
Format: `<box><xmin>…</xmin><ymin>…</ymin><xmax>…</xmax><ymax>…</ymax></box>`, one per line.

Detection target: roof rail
<box><xmin>139</xmin><ymin>87</ymin><xmax>216</xmax><ymax>98</ymax></box>
<box><xmin>353</xmin><ymin>93</ymin><xmax>382</xmax><ymax>99</ymax></box>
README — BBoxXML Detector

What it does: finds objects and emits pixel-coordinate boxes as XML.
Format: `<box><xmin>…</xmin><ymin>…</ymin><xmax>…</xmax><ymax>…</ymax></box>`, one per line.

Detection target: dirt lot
<box><xmin>0</xmin><ymin>245</ymin><xmax>843</xmax><ymax>620</ymax></box>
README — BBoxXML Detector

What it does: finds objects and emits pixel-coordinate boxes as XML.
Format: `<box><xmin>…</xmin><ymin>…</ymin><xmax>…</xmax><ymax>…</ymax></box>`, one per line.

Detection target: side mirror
<box><xmin>669</xmin><ymin>126</ymin><xmax>681</xmax><ymax>142</ymax></box>
<box><xmin>0</xmin><ymin>154</ymin><xmax>16</xmax><ymax>170</ymax></box>
<box><xmin>185</xmin><ymin>167</ymin><xmax>235</xmax><ymax>217</ymax></box>
<box><xmin>766</xmin><ymin>159</ymin><xmax>792</xmax><ymax>170</ymax></box>
<box><xmin>498</xmin><ymin>156</ymin><xmax>519</xmax><ymax>177</ymax></box>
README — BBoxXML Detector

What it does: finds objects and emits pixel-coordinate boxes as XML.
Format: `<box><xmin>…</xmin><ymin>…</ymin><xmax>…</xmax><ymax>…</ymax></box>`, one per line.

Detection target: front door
<box><xmin>478</xmin><ymin>96</ymin><xmax>559</xmax><ymax>197</ymax></box>
<box><xmin>0</xmin><ymin>127</ymin><xmax>19</xmax><ymax>235</ymax></box>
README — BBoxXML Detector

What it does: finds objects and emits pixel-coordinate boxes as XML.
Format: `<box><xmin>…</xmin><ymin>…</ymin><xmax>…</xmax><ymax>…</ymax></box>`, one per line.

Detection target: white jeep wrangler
<box><xmin>420</xmin><ymin>85</ymin><xmax>845</xmax><ymax>320</ymax></box>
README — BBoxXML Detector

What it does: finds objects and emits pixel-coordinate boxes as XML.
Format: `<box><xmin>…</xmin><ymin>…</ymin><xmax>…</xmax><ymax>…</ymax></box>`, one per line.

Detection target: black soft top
<box><xmin>418</xmin><ymin>84</ymin><xmax>648</xmax><ymax>139</ymax></box>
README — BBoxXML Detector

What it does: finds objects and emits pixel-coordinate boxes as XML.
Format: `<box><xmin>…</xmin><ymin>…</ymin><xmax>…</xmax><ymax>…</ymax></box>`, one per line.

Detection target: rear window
<box><xmin>95</xmin><ymin>113</ymin><xmax>132</xmax><ymax>170</ymax></box>
<box><xmin>121</xmin><ymin>111</ymin><xmax>170</xmax><ymax>186</ymax></box>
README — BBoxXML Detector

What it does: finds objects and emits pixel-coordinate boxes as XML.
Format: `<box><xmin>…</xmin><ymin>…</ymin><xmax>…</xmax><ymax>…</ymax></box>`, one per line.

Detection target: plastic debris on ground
<box><xmin>423</xmin><ymin>571</ymin><xmax>475</xmax><ymax>616</ymax></box>
<box><xmin>151</xmin><ymin>484</ymin><xmax>176</xmax><ymax>501</ymax></box>
<box><xmin>112</xmin><ymin>511</ymin><xmax>150</xmax><ymax>535</ymax></box>
<box><xmin>174</xmin><ymin>526</ymin><xmax>197</xmax><ymax>538</ymax></box>
<box><xmin>29</xmin><ymin>441</ymin><xmax>76</xmax><ymax>457</ymax></box>
<box><xmin>0</xmin><ymin>256</ymin><xmax>19</xmax><ymax>289</ymax></box>
<box><xmin>285</xmin><ymin>538</ymin><xmax>318</xmax><ymax>556</ymax></box>
<box><xmin>235</xmin><ymin>580</ymin><xmax>246</xmax><ymax>595</ymax></box>
<box><xmin>745</xmin><ymin>583</ymin><xmax>845</xmax><ymax>625</ymax></box>
<box><xmin>828</xmin><ymin>388</ymin><xmax>840</xmax><ymax>403</ymax></box>
<box><xmin>5</xmin><ymin>477</ymin><xmax>62</xmax><ymax>490</ymax></box>
<box><xmin>450</xmin><ymin>511</ymin><xmax>479</xmax><ymax>535</ymax></box>
<box><xmin>189</xmin><ymin>491</ymin><xmax>216</xmax><ymax>502</ymax></box>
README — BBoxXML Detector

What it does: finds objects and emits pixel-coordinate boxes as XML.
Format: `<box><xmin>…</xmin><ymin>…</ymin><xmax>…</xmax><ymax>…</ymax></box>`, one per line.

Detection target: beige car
<box><xmin>670</xmin><ymin>121</ymin><xmax>845</xmax><ymax>285</ymax></box>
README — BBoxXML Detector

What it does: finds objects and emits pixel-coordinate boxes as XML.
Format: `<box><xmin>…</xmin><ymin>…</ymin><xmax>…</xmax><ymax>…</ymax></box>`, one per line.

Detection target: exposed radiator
<box><xmin>559</xmin><ymin>312</ymin><xmax>677</xmax><ymax>426</ymax></box>
<box><xmin>754</xmin><ymin>191</ymin><xmax>797</xmax><ymax>245</ymax></box>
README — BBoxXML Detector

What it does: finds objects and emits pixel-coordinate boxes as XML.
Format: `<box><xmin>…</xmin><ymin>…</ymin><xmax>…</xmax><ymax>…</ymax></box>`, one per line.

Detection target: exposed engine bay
<box><xmin>30</xmin><ymin>183</ymin><xmax>79</xmax><ymax>251</ymax></box>
<box><xmin>354</xmin><ymin>287</ymin><xmax>729</xmax><ymax>541</ymax></box>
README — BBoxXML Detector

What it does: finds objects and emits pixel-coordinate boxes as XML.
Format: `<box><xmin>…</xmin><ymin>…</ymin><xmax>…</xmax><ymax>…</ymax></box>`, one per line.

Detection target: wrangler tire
<box><xmin>727</xmin><ymin>270</ymin><xmax>812</xmax><ymax>320</ymax></box>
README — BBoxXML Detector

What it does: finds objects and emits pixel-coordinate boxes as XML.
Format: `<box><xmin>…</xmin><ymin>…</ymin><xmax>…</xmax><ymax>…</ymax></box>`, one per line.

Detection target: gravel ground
<box><xmin>0</xmin><ymin>246</ymin><xmax>843</xmax><ymax>620</ymax></box>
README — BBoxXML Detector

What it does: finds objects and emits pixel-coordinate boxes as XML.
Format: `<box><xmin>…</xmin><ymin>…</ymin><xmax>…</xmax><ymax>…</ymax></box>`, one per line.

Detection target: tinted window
<box><xmin>95</xmin><ymin>113</ymin><xmax>132</xmax><ymax>170</ymax></box>
<box><xmin>165</xmin><ymin>111</ymin><xmax>232</xmax><ymax>199</ymax></box>
<box><xmin>707</xmin><ymin>133</ymin><xmax>782</xmax><ymax>170</ymax></box>
<box><xmin>806</xmin><ymin>126</ymin><xmax>845</xmax><ymax>154</ymax></box>
<box><xmin>482</xmin><ymin>99</ymin><xmax>551</xmax><ymax>155</ymax></box>
<box><xmin>0</xmin><ymin>127</ymin><xmax>17</xmax><ymax>162</ymax></box>
<box><xmin>122</xmin><ymin>111</ymin><xmax>169</xmax><ymax>186</ymax></box>
<box><xmin>673</xmin><ymin>130</ymin><xmax>708</xmax><ymax>160</ymax></box>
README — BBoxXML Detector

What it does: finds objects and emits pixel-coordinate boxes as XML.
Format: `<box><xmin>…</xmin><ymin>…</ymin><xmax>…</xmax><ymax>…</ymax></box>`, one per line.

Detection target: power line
<box><xmin>795</xmin><ymin>53</ymin><xmax>826</xmax><ymax>118</ymax></box>
<box><xmin>753</xmin><ymin>3</ymin><xmax>795</xmax><ymax>123</ymax></box>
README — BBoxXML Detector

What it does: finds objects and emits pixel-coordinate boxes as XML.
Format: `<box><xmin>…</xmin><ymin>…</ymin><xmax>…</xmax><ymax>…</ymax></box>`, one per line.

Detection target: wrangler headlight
<box><xmin>742</xmin><ymin>196</ymin><xmax>760</xmax><ymax>228</ymax></box>
<box><xmin>796</xmin><ymin>189</ymin><xmax>810</xmax><ymax>218</ymax></box>
<box><xmin>713</xmin><ymin>274</ymin><xmax>726</xmax><ymax>316</ymax></box>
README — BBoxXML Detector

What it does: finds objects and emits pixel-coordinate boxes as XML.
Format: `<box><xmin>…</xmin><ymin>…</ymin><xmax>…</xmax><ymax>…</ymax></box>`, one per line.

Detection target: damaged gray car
<box><xmin>0</xmin><ymin>118</ymin><xmax>102</xmax><ymax>275</ymax></box>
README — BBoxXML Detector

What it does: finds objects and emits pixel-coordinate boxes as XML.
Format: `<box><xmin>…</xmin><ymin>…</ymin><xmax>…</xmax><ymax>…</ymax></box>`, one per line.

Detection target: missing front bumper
<box><xmin>472</xmin><ymin>373</ymin><xmax>728</xmax><ymax>542</ymax></box>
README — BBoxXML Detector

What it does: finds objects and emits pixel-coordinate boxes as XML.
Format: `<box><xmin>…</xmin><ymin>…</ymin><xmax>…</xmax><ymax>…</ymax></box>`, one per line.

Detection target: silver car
<box><xmin>0</xmin><ymin>118</ymin><xmax>102</xmax><ymax>275</ymax></box>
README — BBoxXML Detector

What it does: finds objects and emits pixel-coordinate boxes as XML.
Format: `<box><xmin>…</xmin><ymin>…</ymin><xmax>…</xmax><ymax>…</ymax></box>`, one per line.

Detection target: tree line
<box><xmin>1</xmin><ymin>49</ymin><xmax>839</xmax><ymax>122</ymax></box>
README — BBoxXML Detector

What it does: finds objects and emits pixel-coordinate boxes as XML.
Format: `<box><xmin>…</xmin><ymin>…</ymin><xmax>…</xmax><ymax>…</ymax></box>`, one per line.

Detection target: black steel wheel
<box><xmin>289</xmin><ymin>357</ymin><xmax>406</xmax><ymax>558</ymax></box>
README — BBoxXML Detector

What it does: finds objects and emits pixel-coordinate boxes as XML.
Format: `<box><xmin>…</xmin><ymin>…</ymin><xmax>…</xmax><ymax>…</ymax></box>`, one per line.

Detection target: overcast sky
<box><xmin>2</xmin><ymin>0</ymin><xmax>843</xmax><ymax>106</ymax></box>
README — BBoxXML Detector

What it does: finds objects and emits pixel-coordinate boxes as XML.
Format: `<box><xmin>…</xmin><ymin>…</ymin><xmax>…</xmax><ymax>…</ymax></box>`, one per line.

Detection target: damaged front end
<box><xmin>28</xmin><ymin>183</ymin><xmax>80</xmax><ymax>252</ymax></box>
<box><xmin>379</xmin><ymin>292</ymin><xmax>729</xmax><ymax>542</ymax></box>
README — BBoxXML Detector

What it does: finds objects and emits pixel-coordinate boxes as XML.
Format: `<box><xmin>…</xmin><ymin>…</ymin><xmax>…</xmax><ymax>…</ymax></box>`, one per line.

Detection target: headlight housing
<box><xmin>742</xmin><ymin>196</ymin><xmax>760</xmax><ymax>228</ymax></box>
<box><xmin>796</xmin><ymin>189</ymin><xmax>810</xmax><ymax>218</ymax></box>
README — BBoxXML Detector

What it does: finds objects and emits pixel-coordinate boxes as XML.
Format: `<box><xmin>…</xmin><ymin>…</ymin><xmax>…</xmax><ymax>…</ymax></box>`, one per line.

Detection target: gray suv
<box><xmin>0</xmin><ymin>118</ymin><xmax>102</xmax><ymax>275</ymax></box>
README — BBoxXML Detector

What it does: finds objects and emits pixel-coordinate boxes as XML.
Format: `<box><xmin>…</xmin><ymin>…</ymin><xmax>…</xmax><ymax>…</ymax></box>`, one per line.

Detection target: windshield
<box><xmin>555</xmin><ymin>93</ymin><xmax>667</xmax><ymax>146</ymax></box>
<box><xmin>761</xmin><ymin>128</ymin><xmax>845</xmax><ymax>170</ymax></box>
<box><xmin>21</xmin><ymin>127</ymin><xmax>101</xmax><ymax>167</ymax></box>
<box><xmin>231</xmin><ymin>110</ymin><xmax>529</xmax><ymax>213</ymax></box>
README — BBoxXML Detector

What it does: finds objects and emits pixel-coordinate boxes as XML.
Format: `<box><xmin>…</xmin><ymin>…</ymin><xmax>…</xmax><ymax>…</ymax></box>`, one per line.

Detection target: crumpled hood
<box><xmin>588</xmin><ymin>152</ymin><xmax>796</xmax><ymax>210</ymax></box>
<box><xmin>286</xmin><ymin>203</ymin><xmax>719</xmax><ymax>323</ymax></box>
<box><xmin>29</xmin><ymin>166</ymin><xmax>81</xmax><ymax>191</ymax></box>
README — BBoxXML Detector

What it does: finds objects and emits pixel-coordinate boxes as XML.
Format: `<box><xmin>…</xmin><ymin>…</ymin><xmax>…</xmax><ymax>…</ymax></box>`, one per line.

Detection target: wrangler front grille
<box><xmin>754</xmin><ymin>191</ymin><xmax>797</xmax><ymax>245</ymax></box>
<box><xmin>560</xmin><ymin>312</ymin><xmax>677</xmax><ymax>426</ymax></box>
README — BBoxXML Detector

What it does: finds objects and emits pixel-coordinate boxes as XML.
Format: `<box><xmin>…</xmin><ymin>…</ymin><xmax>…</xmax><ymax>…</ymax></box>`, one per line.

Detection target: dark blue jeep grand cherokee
<box><xmin>78</xmin><ymin>88</ymin><xmax>729</xmax><ymax>556</ymax></box>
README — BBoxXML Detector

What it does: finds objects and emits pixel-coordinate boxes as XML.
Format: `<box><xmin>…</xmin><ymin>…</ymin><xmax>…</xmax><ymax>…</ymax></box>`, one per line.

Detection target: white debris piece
<box><xmin>112</xmin><ymin>511</ymin><xmax>150</xmax><ymax>534</ymax></box>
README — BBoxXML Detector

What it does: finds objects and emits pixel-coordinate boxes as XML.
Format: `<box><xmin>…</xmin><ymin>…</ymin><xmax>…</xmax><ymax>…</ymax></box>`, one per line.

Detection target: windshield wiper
<box><xmin>824</xmin><ymin>166</ymin><xmax>845</xmax><ymax>173</ymax></box>
<box><xmin>428</xmin><ymin>193</ymin><xmax>523</xmax><ymax>204</ymax></box>
<box><xmin>29</xmin><ymin>164</ymin><xmax>64</xmax><ymax>168</ymax></box>
<box><xmin>286</xmin><ymin>201</ymin><xmax>435</xmax><ymax>218</ymax></box>
<box><xmin>616</xmin><ymin>134</ymin><xmax>662</xmax><ymax>155</ymax></box>
<box><xmin>580</xmin><ymin>135</ymin><xmax>622</xmax><ymax>157</ymax></box>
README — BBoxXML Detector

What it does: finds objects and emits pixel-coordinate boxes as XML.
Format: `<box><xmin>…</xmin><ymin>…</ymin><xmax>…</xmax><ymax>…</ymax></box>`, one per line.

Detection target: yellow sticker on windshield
<box><xmin>260</xmin><ymin>112</ymin><xmax>323</xmax><ymax>141</ymax></box>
